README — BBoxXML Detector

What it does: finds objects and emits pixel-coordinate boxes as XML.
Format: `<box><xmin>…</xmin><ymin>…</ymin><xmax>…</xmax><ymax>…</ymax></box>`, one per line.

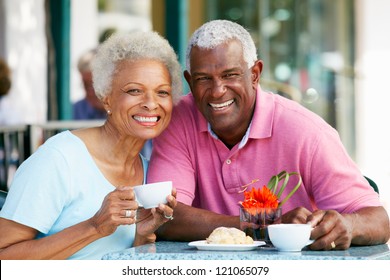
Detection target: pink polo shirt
<box><xmin>147</xmin><ymin>87</ymin><xmax>381</xmax><ymax>216</ymax></box>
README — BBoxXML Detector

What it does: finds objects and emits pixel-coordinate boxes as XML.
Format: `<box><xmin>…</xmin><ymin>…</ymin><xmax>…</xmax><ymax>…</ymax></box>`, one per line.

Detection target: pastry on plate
<box><xmin>206</xmin><ymin>227</ymin><xmax>254</xmax><ymax>244</ymax></box>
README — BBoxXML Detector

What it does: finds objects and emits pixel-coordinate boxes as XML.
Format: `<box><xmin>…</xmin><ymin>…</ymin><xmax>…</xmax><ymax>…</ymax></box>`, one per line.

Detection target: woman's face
<box><xmin>104</xmin><ymin>59</ymin><xmax>173</xmax><ymax>140</ymax></box>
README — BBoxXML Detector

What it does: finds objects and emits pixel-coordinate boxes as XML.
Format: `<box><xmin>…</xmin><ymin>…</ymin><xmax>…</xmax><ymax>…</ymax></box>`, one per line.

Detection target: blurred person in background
<box><xmin>0</xmin><ymin>57</ymin><xmax>13</xmax><ymax>125</ymax></box>
<box><xmin>73</xmin><ymin>49</ymin><xmax>106</xmax><ymax>120</ymax></box>
<box><xmin>72</xmin><ymin>28</ymin><xmax>118</xmax><ymax>120</ymax></box>
<box><xmin>0</xmin><ymin>57</ymin><xmax>11</xmax><ymax>99</ymax></box>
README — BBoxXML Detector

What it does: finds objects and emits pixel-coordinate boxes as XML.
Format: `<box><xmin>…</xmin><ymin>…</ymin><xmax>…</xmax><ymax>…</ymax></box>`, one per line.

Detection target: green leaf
<box><xmin>276</xmin><ymin>171</ymin><xmax>290</xmax><ymax>199</ymax></box>
<box><xmin>267</xmin><ymin>175</ymin><xmax>278</xmax><ymax>193</ymax></box>
<box><xmin>279</xmin><ymin>172</ymin><xmax>302</xmax><ymax>207</ymax></box>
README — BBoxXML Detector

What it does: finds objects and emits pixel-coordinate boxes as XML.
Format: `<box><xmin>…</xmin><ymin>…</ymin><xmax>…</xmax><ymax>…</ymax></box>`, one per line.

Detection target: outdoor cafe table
<box><xmin>102</xmin><ymin>241</ymin><xmax>390</xmax><ymax>260</ymax></box>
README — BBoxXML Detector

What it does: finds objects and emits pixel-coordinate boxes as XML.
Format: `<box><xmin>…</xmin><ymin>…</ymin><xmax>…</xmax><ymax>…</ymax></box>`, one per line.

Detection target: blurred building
<box><xmin>0</xmin><ymin>0</ymin><xmax>389</xmax><ymax>208</ymax></box>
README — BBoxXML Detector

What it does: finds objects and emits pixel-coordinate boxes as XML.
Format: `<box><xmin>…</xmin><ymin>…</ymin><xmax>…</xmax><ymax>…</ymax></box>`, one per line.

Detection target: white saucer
<box><xmin>188</xmin><ymin>240</ymin><xmax>265</xmax><ymax>251</ymax></box>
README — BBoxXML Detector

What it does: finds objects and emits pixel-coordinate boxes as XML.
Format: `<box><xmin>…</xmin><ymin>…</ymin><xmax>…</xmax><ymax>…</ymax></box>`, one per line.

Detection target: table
<box><xmin>102</xmin><ymin>241</ymin><xmax>390</xmax><ymax>260</ymax></box>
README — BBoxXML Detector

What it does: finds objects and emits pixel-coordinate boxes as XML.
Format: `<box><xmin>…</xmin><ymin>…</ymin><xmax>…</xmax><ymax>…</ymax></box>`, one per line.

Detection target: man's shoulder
<box><xmin>172</xmin><ymin>93</ymin><xmax>197</xmax><ymax>117</ymax></box>
<box><xmin>175</xmin><ymin>93</ymin><xmax>195</xmax><ymax>107</ymax></box>
<box><xmin>163</xmin><ymin>93</ymin><xmax>203</xmax><ymax>135</ymax></box>
<box><xmin>272</xmin><ymin>93</ymin><xmax>332</xmax><ymax>130</ymax></box>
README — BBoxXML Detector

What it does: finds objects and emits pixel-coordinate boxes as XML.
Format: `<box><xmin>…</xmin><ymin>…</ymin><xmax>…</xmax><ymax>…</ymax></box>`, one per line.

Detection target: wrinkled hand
<box><xmin>282</xmin><ymin>207</ymin><xmax>353</xmax><ymax>250</ymax></box>
<box><xmin>136</xmin><ymin>188</ymin><xmax>177</xmax><ymax>237</ymax></box>
<box><xmin>282</xmin><ymin>206</ymin><xmax>312</xmax><ymax>224</ymax></box>
<box><xmin>89</xmin><ymin>186</ymin><xmax>138</xmax><ymax>237</ymax></box>
<box><xmin>307</xmin><ymin>209</ymin><xmax>353</xmax><ymax>250</ymax></box>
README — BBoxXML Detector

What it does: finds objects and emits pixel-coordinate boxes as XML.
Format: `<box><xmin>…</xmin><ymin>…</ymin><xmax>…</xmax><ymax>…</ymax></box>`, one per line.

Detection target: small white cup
<box><xmin>133</xmin><ymin>181</ymin><xmax>172</xmax><ymax>209</ymax></box>
<box><xmin>268</xmin><ymin>223</ymin><xmax>314</xmax><ymax>252</ymax></box>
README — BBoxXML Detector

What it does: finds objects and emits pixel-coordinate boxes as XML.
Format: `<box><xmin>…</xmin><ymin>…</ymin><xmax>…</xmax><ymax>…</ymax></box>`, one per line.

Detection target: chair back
<box><xmin>364</xmin><ymin>176</ymin><xmax>379</xmax><ymax>194</ymax></box>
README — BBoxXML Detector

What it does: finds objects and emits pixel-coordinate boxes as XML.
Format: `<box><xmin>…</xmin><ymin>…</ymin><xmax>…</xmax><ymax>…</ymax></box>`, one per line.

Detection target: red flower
<box><xmin>239</xmin><ymin>171</ymin><xmax>302</xmax><ymax>215</ymax></box>
<box><xmin>241</xmin><ymin>185</ymin><xmax>279</xmax><ymax>215</ymax></box>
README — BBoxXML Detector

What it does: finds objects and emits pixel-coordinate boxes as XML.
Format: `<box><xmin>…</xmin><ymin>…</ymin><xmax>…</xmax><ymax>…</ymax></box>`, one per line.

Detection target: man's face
<box><xmin>185</xmin><ymin>40</ymin><xmax>262</xmax><ymax>147</ymax></box>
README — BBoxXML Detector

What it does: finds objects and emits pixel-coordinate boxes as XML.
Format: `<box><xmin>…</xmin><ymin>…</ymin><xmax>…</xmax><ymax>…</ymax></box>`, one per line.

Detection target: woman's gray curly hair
<box><xmin>186</xmin><ymin>20</ymin><xmax>257</xmax><ymax>71</ymax></box>
<box><xmin>92</xmin><ymin>31</ymin><xmax>183</xmax><ymax>104</ymax></box>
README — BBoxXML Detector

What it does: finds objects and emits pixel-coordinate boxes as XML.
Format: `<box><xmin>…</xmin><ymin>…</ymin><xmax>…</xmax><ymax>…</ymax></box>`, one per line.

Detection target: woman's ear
<box><xmin>102</xmin><ymin>96</ymin><xmax>111</xmax><ymax>114</ymax></box>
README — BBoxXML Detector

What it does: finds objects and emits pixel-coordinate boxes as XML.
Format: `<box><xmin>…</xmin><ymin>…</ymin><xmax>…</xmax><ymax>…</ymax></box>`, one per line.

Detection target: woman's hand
<box><xmin>89</xmin><ymin>186</ymin><xmax>138</xmax><ymax>237</ymax></box>
<box><xmin>135</xmin><ymin>188</ymin><xmax>177</xmax><ymax>243</ymax></box>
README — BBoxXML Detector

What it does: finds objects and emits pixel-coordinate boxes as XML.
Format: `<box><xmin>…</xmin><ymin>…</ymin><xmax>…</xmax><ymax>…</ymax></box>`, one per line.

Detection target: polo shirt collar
<box><xmin>249</xmin><ymin>85</ymin><xmax>274</xmax><ymax>139</ymax></box>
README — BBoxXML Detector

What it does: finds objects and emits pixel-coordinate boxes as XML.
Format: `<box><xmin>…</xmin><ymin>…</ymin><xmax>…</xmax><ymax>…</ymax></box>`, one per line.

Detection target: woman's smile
<box><xmin>132</xmin><ymin>114</ymin><xmax>161</xmax><ymax>126</ymax></box>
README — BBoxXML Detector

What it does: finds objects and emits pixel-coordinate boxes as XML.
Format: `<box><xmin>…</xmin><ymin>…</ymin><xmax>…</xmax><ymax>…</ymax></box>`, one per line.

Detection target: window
<box><xmin>206</xmin><ymin>0</ymin><xmax>356</xmax><ymax>156</ymax></box>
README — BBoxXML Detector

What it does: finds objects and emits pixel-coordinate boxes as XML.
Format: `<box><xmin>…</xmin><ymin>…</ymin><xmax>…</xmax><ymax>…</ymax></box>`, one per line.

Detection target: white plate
<box><xmin>188</xmin><ymin>240</ymin><xmax>266</xmax><ymax>251</ymax></box>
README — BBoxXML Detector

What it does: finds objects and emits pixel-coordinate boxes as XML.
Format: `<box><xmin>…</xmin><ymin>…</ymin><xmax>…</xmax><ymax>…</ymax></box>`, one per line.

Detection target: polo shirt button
<box><xmin>226</xmin><ymin>159</ymin><xmax>232</xmax><ymax>165</ymax></box>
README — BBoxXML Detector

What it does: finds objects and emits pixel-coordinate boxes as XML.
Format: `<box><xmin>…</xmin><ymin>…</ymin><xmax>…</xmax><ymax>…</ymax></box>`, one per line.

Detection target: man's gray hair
<box><xmin>186</xmin><ymin>20</ymin><xmax>258</xmax><ymax>71</ymax></box>
<box><xmin>92</xmin><ymin>31</ymin><xmax>183</xmax><ymax>104</ymax></box>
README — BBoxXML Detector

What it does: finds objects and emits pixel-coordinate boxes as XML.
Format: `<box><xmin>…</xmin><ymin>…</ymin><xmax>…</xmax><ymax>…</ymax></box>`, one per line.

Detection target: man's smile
<box><xmin>209</xmin><ymin>99</ymin><xmax>235</xmax><ymax>110</ymax></box>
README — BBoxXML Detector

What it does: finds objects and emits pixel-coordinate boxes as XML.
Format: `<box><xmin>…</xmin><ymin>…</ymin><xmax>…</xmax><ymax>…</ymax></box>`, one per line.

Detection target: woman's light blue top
<box><xmin>0</xmin><ymin>130</ymin><xmax>148</xmax><ymax>259</ymax></box>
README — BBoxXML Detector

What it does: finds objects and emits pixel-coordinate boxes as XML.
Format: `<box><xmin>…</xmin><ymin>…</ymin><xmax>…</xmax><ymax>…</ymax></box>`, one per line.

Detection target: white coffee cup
<box><xmin>268</xmin><ymin>223</ymin><xmax>314</xmax><ymax>252</ymax></box>
<box><xmin>133</xmin><ymin>181</ymin><xmax>172</xmax><ymax>209</ymax></box>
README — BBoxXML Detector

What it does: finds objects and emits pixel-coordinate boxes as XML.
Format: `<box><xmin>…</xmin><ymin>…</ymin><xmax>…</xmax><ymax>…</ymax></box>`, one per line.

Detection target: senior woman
<box><xmin>0</xmin><ymin>31</ymin><xmax>182</xmax><ymax>259</ymax></box>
